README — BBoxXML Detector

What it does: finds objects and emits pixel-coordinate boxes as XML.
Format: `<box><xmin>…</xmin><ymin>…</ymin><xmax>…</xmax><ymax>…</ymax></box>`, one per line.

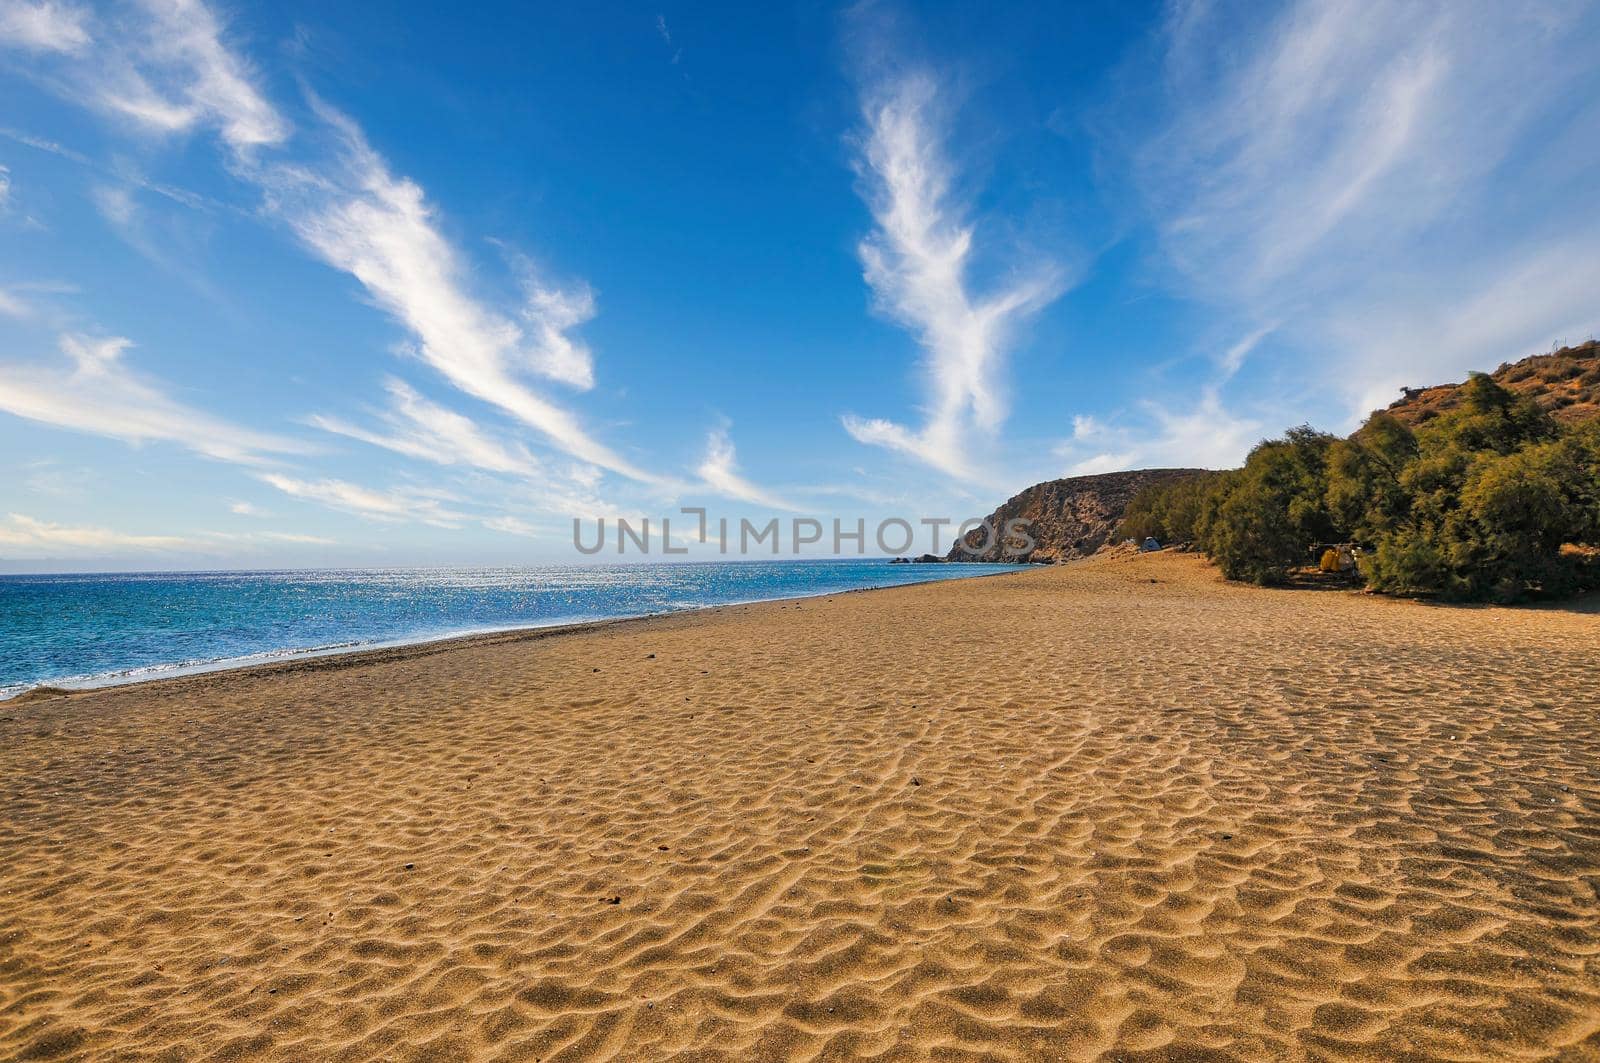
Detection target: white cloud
<box><xmin>1065</xmin><ymin>452</ymin><xmax>1136</xmax><ymax>477</ymax></box>
<box><xmin>653</xmin><ymin>13</ymin><xmax>681</xmax><ymax>64</ymax></box>
<box><xmin>0</xmin><ymin>333</ymin><xmax>308</xmax><ymax>464</ymax></box>
<box><xmin>91</xmin><ymin>182</ymin><xmax>135</xmax><ymax>226</ymax></box>
<box><xmin>260</xmin><ymin>100</ymin><xmax>653</xmax><ymax>483</ymax></box>
<box><xmin>309</xmin><ymin>377</ymin><xmax>543</xmax><ymax>477</ymax></box>
<box><xmin>257</xmin><ymin>472</ymin><xmax>466</xmax><ymax>527</ymax></box>
<box><xmin>1060</xmin><ymin>387</ymin><xmax>1263</xmax><ymax>475</ymax></box>
<box><xmin>1217</xmin><ymin>323</ymin><xmax>1275</xmax><ymax>381</ymax></box>
<box><xmin>108</xmin><ymin>0</ymin><xmax>284</xmax><ymax>151</ymax></box>
<box><xmin>1141</xmin><ymin>2</ymin><xmax>1450</xmax><ymax>295</ymax></box>
<box><xmin>483</xmin><ymin>514</ymin><xmax>538</xmax><ymax>537</ymax></box>
<box><xmin>308</xmin><ymin>377</ymin><xmax>624</xmax><ymax>519</ymax></box>
<box><xmin>1336</xmin><ymin>236</ymin><xmax>1600</xmax><ymax>417</ymax></box>
<box><xmin>0</xmin><ymin>163</ymin><xmax>10</xmax><ymax>210</ymax></box>
<box><xmin>6</xmin><ymin>0</ymin><xmax>664</xmax><ymax>504</ymax></box>
<box><xmin>1</xmin><ymin>127</ymin><xmax>213</xmax><ymax>216</ymax></box>
<box><xmin>0</xmin><ymin>0</ymin><xmax>89</xmax><ymax>53</ymax></box>
<box><xmin>0</xmin><ymin>513</ymin><xmax>341</xmax><ymax>557</ymax></box>
<box><xmin>1127</xmin><ymin>0</ymin><xmax>1600</xmax><ymax>421</ymax></box>
<box><xmin>518</xmin><ymin>277</ymin><xmax>597</xmax><ymax>390</ymax></box>
<box><xmin>696</xmin><ymin>426</ymin><xmax>799</xmax><ymax>512</ymax></box>
<box><xmin>1069</xmin><ymin>415</ymin><xmax>1104</xmax><ymax>443</ymax></box>
<box><xmin>256</xmin><ymin>530</ymin><xmax>333</xmax><ymax>545</ymax></box>
<box><xmin>229</xmin><ymin>500</ymin><xmax>263</xmax><ymax>516</ymax></box>
<box><xmin>1138</xmin><ymin>389</ymin><xmax>1264</xmax><ymax>470</ymax></box>
<box><xmin>141</xmin><ymin>0</ymin><xmax>287</xmax><ymax>151</ymax></box>
<box><xmin>0</xmin><ymin>280</ymin><xmax>76</xmax><ymax>319</ymax></box>
<box><xmin>0</xmin><ymin>0</ymin><xmax>284</xmax><ymax>150</ymax></box>
<box><xmin>0</xmin><ymin>512</ymin><xmax>188</xmax><ymax>553</ymax></box>
<box><xmin>0</xmin><ymin>126</ymin><xmax>89</xmax><ymax>162</ymax></box>
<box><xmin>842</xmin><ymin>71</ymin><xmax>1062</xmax><ymax>480</ymax></box>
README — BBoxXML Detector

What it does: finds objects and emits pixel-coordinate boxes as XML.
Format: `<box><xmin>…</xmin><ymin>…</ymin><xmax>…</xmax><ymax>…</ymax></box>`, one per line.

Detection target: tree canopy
<box><xmin>1118</xmin><ymin>374</ymin><xmax>1600</xmax><ymax>601</ymax></box>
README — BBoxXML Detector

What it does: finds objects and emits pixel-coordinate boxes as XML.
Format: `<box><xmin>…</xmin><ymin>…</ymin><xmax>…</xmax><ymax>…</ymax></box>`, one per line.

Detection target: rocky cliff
<box><xmin>948</xmin><ymin>468</ymin><xmax>1208</xmax><ymax>563</ymax></box>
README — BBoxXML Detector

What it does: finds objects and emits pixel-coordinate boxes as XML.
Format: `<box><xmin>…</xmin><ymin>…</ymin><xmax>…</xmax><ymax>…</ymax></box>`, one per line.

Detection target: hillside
<box><xmin>1386</xmin><ymin>340</ymin><xmax>1600</xmax><ymax>426</ymax></box>
<box><xmin>950</xmin><ymin>341</ymin><xmax>1599</xmax><ymax>568</ymax></box>
<box><xmin>948</xmin><ymin>469</ymin><xmax>1207</xmax><ymax>562</ymax></box>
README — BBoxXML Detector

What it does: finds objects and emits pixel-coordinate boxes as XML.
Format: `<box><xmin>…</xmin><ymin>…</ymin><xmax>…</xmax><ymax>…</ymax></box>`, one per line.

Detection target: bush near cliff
<box><xmin>1118</xmin><ymin>372</ymin><xmax>1600</xmax><ymax>602</ymax></box>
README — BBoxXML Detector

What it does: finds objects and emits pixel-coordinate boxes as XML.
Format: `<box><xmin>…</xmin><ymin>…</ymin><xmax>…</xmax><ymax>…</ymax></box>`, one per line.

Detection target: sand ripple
<box><xmin>3</xmin><ymin>552</ymin><xmax>1599</xmax><ymax>1060</ymax></box>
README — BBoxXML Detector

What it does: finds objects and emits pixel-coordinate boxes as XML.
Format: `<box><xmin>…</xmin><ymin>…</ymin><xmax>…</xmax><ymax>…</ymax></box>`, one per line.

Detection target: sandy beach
<box><xmin>3</xmin><ymin>550</ymin><xmax>1599</xmax><ymax>1062</ymax></box>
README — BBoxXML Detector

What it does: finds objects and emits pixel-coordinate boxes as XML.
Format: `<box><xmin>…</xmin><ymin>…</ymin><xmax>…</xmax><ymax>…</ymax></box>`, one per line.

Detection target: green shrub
<box><xmin>1198</xmin><ymin>427</ymin><xmax>1337</xmax><ymax>585</ymax></box>
<box><xmin>1117</xmin><ymin>473</ymin><xmax>1225</xmax><ymax>544</ymax></box>
<box><xmin>1149</xmin><ymin>372</ymin><xmax>1600</xmax><ymax>602</ymax></box>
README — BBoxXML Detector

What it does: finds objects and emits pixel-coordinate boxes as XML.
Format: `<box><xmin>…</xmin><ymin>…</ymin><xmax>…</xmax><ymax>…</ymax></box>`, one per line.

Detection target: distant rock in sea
<box><xmin>949</xmin><ymin>469</ymin><xmax>1208</xmax><ymax>563</ymax></box>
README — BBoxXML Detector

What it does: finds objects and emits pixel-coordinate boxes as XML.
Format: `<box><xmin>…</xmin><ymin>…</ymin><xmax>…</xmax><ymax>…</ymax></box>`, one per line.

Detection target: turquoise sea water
<box><xmin>0</xmin><ymin>559</ymin><xmax>1015</xmax><ymax>699</ymax></box>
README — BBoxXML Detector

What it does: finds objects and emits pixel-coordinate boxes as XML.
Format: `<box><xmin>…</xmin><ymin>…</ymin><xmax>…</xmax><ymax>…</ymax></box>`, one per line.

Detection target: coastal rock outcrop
<box><xmin>948</xmin><ymin>469</ymin><xmax>1208</xmax><ymax>563</ymax></box>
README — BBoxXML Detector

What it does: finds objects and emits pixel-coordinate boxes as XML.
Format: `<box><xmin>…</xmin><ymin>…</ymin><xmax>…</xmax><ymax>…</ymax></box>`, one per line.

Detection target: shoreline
<box><xmin>4</xmin><ymin>562</ymin><xmax>1028</xmax><ymax>706</ymax></box>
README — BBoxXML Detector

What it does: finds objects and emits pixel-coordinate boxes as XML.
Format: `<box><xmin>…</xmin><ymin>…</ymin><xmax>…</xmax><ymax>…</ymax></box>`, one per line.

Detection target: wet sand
<box><xmin>3</xmin><ymin>551</ymin><xmax>1599</xmax><ymax>1061</ymax></box>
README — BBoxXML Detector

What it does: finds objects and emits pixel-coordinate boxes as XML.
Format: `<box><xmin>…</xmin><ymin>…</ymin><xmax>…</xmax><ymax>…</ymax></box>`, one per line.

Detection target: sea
<box><xmin>0</xmin><ymin>558</ymin><xmax>1016</xmax><ymax>699</ymax></box>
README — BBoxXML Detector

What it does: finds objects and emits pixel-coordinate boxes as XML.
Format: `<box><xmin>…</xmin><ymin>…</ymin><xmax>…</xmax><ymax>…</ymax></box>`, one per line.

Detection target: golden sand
<box><xmin>3</xmin><ymin>551</ymin><xmax>1599</xmax><ymax>1061</ymax></box>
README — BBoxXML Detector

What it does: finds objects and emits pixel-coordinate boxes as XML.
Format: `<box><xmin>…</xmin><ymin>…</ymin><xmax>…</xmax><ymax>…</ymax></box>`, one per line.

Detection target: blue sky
<box><xmin>1</xmin><ymin>0</ymin><xmax>1597</xmax><ymax>568</ymax></box>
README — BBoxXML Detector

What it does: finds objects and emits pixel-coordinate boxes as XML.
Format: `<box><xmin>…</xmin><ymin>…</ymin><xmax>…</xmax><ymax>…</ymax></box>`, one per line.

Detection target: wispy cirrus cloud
<box><xmin>89</xmin><ymin>182</ymin><xmax>136</xmax><ymax>226</ymax></box>
<box><xmin>138</xmin><ymin>0</ymin><xmax>288</xmax><ymax>152</ymax></box>
<box><xmin>308</xmin><ymin>377</ymin><xmax>543</xmax><ymax>478</ymax></box>
<box><xmin>257</xmin><ymin>530</ymin><xmax>333</xmax><ymax>545</ymax></box>
<box><xmin>0</xmin><ymin>512</ymin><xmax>337</xmax><ymax>557</ymax></box>
<box><xmin>1122</xmin><ymin>0</ymin><xmax>1600</xmax><ymax>423</ymax></box>
<box><xmin>258</xmin><ymin>102</ymin><xmax>650</xmax><ymax>480</ymax></box>
<box><xmin>841</xmin><ymin>69</ymin><xmax>1063</xmax><ymax>482</ymax></box>
<box><xmin>512</xmin><ymin>265</ymin><xmax>598</xmax><ymax>391</ymax></box>
<box><xmin>654</xmin><ymin>13</ymin><xmax>682</xmax><ymax>66</ymax></box>
<box><xmin>257</xmin><ymin>472</ymin><xmax>467</xmax><ymax>528</ymax></box>
<box><xmin>1053</xmin><ymin>315</ymin><xmax>1274</xmax><ymax>476</ymax></box>
<box><xmin>1056</xmin><ymin>384</ymin><xmax>1265</xmax><ymax>476</ymax></box>
<box><xmin>1137</xmin><ymin>0</ymin><xmax>1451</xmax><ymax>298</ymax></box>
<box><xmin>0</xmin><ymin>512</ymin><xmax>189</xmax><ymax>553</ymax></box>
<box><xmin>482</xmin><ymin>514</ymin><xmax>539</xmax><ymax>537</ymax></box>
<box><xmin>199</xmin><ymin>528</ymin><xmax>335</xmax><ymax>546</ymax></box>
<box><xmin>2</xmin><ymin>0</ymin><xmax>665</xmax><ymax>497</ymax></box>
<box><xmin>696</xmin><ymin>426</ymin><xmax>798</xmax><ymax>512</ymax></box>
<box><xmin>0</xmin><ymin>333</ymin><xmax>309</xmax><ymax>464</ymax></box>
<box><xmin>307</xmin><ymin>376</ymin><xmax>622</xmax><ymax>520</ymax></box>
<box><xmin>0</xmin><ymin>0</ymin><xmax>89</xmax><ymax>54</ymax></box>
<box><xmin>0</xmin><ymin>0</ymin><xmax>284</xmax><ymax>150</ymax></box>
<box><xmin>114</xmin><ymin>0</ymin><xmax>282</xmax><ymax>149</ymax></box>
